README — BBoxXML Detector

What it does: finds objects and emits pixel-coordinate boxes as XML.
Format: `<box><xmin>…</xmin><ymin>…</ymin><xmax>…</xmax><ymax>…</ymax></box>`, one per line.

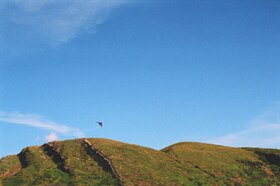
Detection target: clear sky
<box><xmin>1</xmin><ymin>0</ymin><xmax>280</xmax><ymax>158</ymax></box>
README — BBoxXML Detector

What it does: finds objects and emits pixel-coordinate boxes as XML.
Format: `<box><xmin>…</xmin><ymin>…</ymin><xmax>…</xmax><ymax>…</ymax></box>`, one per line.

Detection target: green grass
<box><xmin>50</xmin><ymin>139</ymin><xmax>118</xmax><ymax>185</ymax></box>
<box><xmin>162</xmin><ymin>142</ymin><xmax>279</xmax><ymax>185</ymax></box>
<box><xmin>87</xmin><ymin>138</ymin><xmax>194</xmax><ymax>185</ymax></box>
<box><xmin>1</xmin><ymin>142</ymin><xmax>118</xmax><ymax>186</ymax></box>
<box><xmin>0</xmin><ymin>155</ymin><xmax>20</xmax><ymax>176</ymax></box>
<box><xmin>1</xmin><ymin>138</ymin><xmax>280</xmax><ymax>185</ymax></box>
<box><xmin>3</xmin><ymin>146</ymin><xmax>71</xmax><ymax>186</ymax></box>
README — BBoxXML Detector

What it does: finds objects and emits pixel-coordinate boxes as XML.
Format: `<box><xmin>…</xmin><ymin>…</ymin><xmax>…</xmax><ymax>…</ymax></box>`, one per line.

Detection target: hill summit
<box><xmin>1</xmin><ymin>138</ymin><xmax>280</xmax><ymax>185</ymax></box>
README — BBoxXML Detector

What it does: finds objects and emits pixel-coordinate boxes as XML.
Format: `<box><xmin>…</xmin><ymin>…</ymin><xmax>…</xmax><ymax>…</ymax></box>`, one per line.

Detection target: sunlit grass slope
<box><xmin>162</xmin><ymin>142</ymin><xmax>280</xmax><ymax>185</ymax></box>
<box><xmin>0</xmin><ymin>140</ymin><xmax>118</xmax><ymax>186</ymax></box>
<box><xmin>86</xmin><ymin>138</ymin><xmax>201</xmax><ymax>185</ymax></box>
<box><xmin>1</xmin><ymin>138</ymin><xmax>280</xmax><ymax>186</ymax></box>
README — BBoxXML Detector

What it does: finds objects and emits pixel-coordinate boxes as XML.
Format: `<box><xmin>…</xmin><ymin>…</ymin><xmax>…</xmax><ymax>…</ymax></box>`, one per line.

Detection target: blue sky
<box><xmin>1</xmin><ymin>0</ymin><xmax>280</xmax><ymax>158</ymax></box>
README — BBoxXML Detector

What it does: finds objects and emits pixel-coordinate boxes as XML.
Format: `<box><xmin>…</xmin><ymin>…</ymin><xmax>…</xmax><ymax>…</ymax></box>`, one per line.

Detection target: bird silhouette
<box><xmin>96</xmin><ymin>121</ymin><xmax>103</xmax><ymax>127</ymax></box>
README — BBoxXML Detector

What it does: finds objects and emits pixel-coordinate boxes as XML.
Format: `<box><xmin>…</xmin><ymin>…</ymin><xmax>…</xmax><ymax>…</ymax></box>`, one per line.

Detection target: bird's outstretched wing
<box><xmin>96</xmin><ymin>121</ymin><xmax>103</xmax><ymax>127</ymax></box>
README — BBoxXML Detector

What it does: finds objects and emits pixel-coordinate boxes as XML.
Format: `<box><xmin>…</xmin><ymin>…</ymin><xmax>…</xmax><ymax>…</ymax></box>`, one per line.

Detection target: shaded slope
<box><xmin>243</xmin><ymin>147</ymin><xmax>280</xmax><ymax>182</ymax></box>
<box><xmin>1</xmin><ymin>138</ymin><xmax>280</xmax><ymax>186</ymax></box>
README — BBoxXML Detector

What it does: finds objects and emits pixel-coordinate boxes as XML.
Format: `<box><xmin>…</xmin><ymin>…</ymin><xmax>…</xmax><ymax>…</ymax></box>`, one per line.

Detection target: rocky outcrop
<box><xmin>42</xmin><ymin>143</ymin><xmax>73</xmax><ymax>175</ymax></box>
<box><xmin>17</xmin><ymin>148</ymin><xmax>30</xmax><ymax>168</ymax></box>
<box><xmin>81</xmin><ymin>139</ymin><xmax>123</xmax><ymax>185</ymax></box>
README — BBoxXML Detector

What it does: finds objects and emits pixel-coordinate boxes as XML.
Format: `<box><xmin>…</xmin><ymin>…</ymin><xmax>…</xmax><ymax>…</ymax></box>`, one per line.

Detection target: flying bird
<box><xmin>96</xmin><ymin>121</ymin><xmax>103</xmax><ymax>127</ymax></box>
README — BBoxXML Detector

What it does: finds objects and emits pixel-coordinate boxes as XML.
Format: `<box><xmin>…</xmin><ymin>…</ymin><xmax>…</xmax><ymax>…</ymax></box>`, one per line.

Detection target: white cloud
<box><xmin>0</xmin><ymin>0</ymin><xmax>129</xmax><ymax>45</ymax></box>
<box><xmin>45</xmin><ymin>132</ymin><xmax>59</xmax><ymax>142</ymax></box>
<box><xmin>0</xmin><ymin>111</ymin><xmax>83</xmax><ymax>138</ymax></box>
<box><xmin>209</xmin><ymin>105</ymin><xmax>280</xmax><ymax>148</ymax></box>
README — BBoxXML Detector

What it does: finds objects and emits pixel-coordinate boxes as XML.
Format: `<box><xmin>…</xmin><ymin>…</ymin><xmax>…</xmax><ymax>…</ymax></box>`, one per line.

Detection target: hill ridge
<box><xmin>1</xmin><ymin>138</ymin><xmax>280</xmax><ymax>185</ymax></box>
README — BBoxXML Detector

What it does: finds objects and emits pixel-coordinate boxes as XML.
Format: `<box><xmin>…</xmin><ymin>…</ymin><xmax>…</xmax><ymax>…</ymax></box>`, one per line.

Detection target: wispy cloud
<box><xmin>209</xmin><ymin>105</ymin><xmax>280</xmax><ymax>148</ymax></box>
<box><xmin>45</xmin><ymin>132</ymin><xmax>59</xmax><ymax>142</ymax></box>
<box><xmin>0</xmin><ymin>111</ymin><xmax>83</xmax><ymax>138</ymax></box>
<box><xmin>0</xmin><ymin>0</ymin><xmax>129</xmax><ymax>45</ymax></box>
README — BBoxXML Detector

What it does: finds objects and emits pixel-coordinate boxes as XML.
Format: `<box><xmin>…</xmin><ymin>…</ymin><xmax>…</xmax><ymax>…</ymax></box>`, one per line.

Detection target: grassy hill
<box><xmin>0</xmin><ymin>138</ymin><xmax>279</xmax><ymax>186</ymax></box>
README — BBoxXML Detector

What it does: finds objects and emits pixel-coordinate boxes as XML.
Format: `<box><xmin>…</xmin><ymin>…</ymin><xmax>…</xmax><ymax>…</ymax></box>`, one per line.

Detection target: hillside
<box><xmin>0</xmin><ymin>138</ymin><xmax>279</xmax><ymax>186</ymax></box>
